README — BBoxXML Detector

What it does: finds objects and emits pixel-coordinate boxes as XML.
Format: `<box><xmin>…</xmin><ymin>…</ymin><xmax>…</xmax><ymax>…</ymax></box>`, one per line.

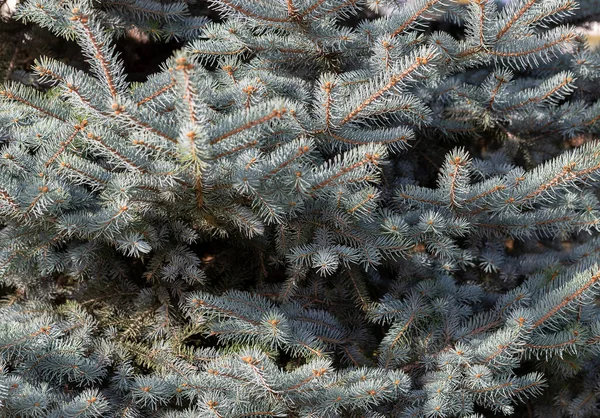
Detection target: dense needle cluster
<box><xmin>1</xmin><ymin>0</ymin><xmax>600</xmax><ymax>417</ymax></box>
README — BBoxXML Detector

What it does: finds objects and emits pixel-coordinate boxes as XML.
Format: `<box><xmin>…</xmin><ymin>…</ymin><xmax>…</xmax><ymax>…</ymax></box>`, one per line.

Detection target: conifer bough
<box><xmin>1</xmin><ymin>0</ymin><xmax>600</xmax><ymax>417</ymax></box>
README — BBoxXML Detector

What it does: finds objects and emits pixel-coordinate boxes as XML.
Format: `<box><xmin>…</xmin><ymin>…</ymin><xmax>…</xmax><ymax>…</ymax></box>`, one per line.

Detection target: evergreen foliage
<box><xmin>1</xmin><ymin>0</ymin><xmax>600</xmax><ymax>416</ymax></box>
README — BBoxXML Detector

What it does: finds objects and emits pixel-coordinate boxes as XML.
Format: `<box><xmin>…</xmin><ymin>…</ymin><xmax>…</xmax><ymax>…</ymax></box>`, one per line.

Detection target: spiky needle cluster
<box><xmin>1</xmin><ymin>0</ymin><xmax>600</xmax><ymax>417</ymax></box>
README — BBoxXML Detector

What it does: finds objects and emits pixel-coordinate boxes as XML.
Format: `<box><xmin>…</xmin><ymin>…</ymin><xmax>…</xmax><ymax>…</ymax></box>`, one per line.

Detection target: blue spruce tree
<box><xmin>1</xmin><ymin>0</ymin><xmax>600</xmax><ymax>416</ymax></box>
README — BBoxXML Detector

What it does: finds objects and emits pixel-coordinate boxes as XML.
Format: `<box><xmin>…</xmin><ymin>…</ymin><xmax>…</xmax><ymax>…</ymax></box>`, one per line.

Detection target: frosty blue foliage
<box><xmin>1</xmin><ymin>0</ymin><xmax>600</xmax><ymax>417</ymax></box>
